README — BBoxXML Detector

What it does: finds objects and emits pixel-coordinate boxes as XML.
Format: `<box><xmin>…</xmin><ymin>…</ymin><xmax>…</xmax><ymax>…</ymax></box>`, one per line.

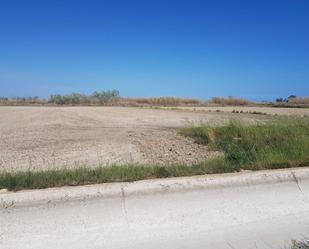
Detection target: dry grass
<box><xmin>208</xmin><ymin>97</ymin><xmax>252</xmax><ymax>106</ymax></box>
<box><xmin>0</xmin><ymin>96</ymin><xmax>204</xmax><ymax>107</ymax></box>
<box><xmin>0</xmin><ymin>99</ymin><xmax>47</xmax><ymax>106</ymax></box>
<box><xmin>120</xmin><ymin>97</ymin><xmax>203</xmax><ymax>107</ymax></box>
<box><xmin>288</xmin><ymin>97</ymin><xmax>309</xmax><ymax>105</ymax></box>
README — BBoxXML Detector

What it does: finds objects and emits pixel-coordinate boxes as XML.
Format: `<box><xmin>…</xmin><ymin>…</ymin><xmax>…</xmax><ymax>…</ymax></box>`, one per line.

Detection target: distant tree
<box><xmin>288</xmin><ymin>95</ymin><xmax>297</xmax><ymax>102</ymax></box>
<box><xmin>49</xmin><ymin>94</ymin><xmax>65</xmax><ymax>104</ymax></box>
<box><xmin>16</xmin><ymin>97</ymin><xmax>26</xmax><ymax>102</ymax></box>
<box><xmin>90</xmin><ymin>90</ymin><xmax>120</xmax><ymax>105</ymax></box>
<box><xmin>276</xmin><ymin>97</ymin><xmax>289</xmax><ymax>103</ymax></box>
<box><xmin>26</xmin><ymin>96</ymin><xmax>40</xmax><ymax>102</ymax></box>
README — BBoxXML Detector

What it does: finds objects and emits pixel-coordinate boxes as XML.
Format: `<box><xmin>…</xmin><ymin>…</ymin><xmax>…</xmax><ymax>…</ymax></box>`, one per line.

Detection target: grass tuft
<box><xmin>181</xmin><ymin>118</ymin><xmax>309</xmax><ymax>171</ymax></box>
<box><xmin>288</xmin><ymin>239</ymin><xmax>309</xmax><ymax>249</ymax></box>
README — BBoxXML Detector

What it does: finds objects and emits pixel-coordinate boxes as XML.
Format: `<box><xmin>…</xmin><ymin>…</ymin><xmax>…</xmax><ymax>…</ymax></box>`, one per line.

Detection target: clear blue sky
<box><xmin>1</xmin><ymin>0</ymin><xmax>308</xmax><ymax>100</ymax></box>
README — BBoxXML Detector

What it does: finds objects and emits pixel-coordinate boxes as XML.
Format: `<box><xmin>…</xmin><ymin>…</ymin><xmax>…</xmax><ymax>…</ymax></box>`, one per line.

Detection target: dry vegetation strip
<box><xmin>1</xmin><ymin>91</ymin><xmax>309</xmax><ymax>108</ymax></box>
<box><xmin>120</xmin><ymin>97</ymin><xmax>203</xmax><ymax>107</ymax></box>
<box><xmin>208</xmin><ymin>96</ymin><xmax>252</xmax><ymax>106</ymax></box>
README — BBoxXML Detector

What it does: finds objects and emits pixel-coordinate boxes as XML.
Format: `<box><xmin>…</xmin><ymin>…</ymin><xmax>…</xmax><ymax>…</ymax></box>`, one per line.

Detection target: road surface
<box><xmin>1</xmin><ymin>168</ymin><xmax>309</xmax><ymax>249</ymax></box>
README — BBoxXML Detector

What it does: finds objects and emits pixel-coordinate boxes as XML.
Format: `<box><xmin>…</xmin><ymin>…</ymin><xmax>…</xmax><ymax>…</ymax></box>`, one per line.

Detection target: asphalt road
<box><xmin>1</xmin><ymin>169</ymin><xmax>309</xmax><ymax>249</ymax></box>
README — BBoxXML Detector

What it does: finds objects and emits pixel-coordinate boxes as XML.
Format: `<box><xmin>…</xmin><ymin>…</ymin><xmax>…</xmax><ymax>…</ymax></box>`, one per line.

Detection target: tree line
<box><xmin>276</xmin><ymin>95</ymin><xmax>309</xmax><ymax>105</ymax></box>
<box><xmin>0</xmin><ymin>90</ymin><xmax>120</xmax><ymax>105</ymax></box>
<box><xmin>48</xmin><ymin>90</ymin><xmax>120</xmax><ymax>105</ymax></box>
<box><xmin>1</xmin><ymin>92</ymin><xmax>308</xmax><ymax>106</ymax></box>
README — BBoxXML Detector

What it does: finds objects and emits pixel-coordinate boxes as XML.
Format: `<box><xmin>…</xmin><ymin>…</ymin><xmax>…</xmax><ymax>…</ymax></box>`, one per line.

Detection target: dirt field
<box><xmin>0</xmin><ymin>106</ymin><xmax>307</xmax><ymax>172</ymax></box>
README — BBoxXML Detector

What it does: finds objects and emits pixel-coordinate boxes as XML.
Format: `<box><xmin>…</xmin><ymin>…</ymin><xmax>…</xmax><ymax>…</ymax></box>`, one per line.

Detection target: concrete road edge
<box><xmin>1</xmin><ymin>167</ymin><xmax>309</xmax><ymax>209</ymax></box>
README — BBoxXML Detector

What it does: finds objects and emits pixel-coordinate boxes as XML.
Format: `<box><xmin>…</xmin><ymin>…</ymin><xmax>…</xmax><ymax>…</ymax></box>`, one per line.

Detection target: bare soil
<box><xmin>0</xmin><ymin>106</ymin><xmax>304</xmax><ymax>172</ymax></box>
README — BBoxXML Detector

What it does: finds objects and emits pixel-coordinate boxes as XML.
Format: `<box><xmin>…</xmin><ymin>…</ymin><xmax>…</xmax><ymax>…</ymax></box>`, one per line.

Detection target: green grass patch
<box><xmin>181</xmin><ymin>118</ymin><xmax>309</xmax><ymax>171</ymax></box>
<box><xmin>0</xmin><ymin>158</ymin><xmax>231</xmax><ymax>191</ymax></box>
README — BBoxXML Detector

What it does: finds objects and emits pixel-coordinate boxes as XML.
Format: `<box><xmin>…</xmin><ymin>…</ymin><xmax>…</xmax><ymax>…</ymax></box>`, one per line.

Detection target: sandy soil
<box><xmin>0</xmin><ymin>106</ymin><xmax>302</xmax><ymax>172</ymax></box>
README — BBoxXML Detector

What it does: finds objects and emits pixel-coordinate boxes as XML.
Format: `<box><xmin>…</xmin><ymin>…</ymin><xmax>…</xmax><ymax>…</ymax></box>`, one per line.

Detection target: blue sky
<box><xmin>0</xmin><ymin>0</ymin><xmax>308</xmax><ymax>100</ymax></box>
